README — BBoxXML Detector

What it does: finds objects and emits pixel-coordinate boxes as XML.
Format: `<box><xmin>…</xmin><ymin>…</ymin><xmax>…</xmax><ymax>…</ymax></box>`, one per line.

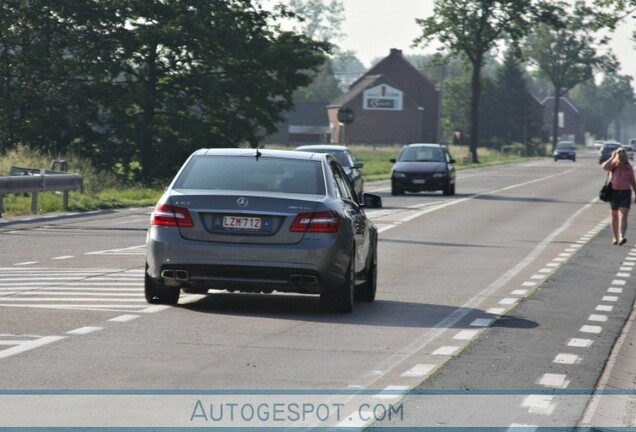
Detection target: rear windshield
<box><xmin>399</xmin><ymin>147</ymin><xmax>444</xmax><ymax>162</ymax></box>
<box><xmin>556</xmin><ymin>143</ymin><xmax>574</xmax><ymax>150</ymax></box>
<box><xmin>174</xmin><ymin>155</ymin><xmax>326</xmax><ymax>195</ymax></box>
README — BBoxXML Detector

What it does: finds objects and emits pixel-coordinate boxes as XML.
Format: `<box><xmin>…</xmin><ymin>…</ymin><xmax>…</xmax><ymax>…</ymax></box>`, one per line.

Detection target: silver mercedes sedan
<box><xmin>145</xmin><ymin>148</ymin><xmax>382</xmax><ymax>313</ymax></box>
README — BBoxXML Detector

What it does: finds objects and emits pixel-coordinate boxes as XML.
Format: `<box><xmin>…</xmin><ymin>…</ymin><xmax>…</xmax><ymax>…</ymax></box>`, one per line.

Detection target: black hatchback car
<box><xmin>390</xmin><ymin>143</ymin><xmax>456</xmax><ymax>195</ymax></box>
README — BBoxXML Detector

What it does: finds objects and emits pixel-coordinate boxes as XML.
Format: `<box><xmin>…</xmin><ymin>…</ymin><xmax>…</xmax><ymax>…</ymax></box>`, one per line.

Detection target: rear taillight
<box><xmin>290</xmin><ymin>211</ymin><xmax>340</xmax><ymax>233</ymax></box>
<box><xmin>151</xmin><ymin>203</ymin><xmax>194</xmax><ymax>228</ymax></box>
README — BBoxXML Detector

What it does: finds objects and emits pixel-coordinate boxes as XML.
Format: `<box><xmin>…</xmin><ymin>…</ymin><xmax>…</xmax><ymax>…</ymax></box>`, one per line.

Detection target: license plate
<box><xmin>413</xmin><ymin>179</ymin><xmax>426</xmax><ymax>184</ymax></box>
<box><xmin>223</xmin><ymin>216</ymin><xmax>261</xmax><ymax>230</ymax></box>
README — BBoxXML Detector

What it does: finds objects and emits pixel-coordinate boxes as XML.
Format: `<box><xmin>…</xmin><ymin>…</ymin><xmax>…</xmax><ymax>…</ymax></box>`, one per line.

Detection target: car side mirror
<box><xmin>362</xmin><ymin>193</ymin><xmax>382</xmax><ymax>208</ymax></box>
<box><xmin>354</xmin><ymin>161</ymin><xmax>364</xmax><ymax>169</ymax></box>
<box><xmin>449</xmin><ymin>158</ymin><xmax>456</xmax><ymax>164</ymax></box>
<box><xmin>390</xmin><ymin>158</ymin><xmax>396</xmax><ymax>163</ymax></box>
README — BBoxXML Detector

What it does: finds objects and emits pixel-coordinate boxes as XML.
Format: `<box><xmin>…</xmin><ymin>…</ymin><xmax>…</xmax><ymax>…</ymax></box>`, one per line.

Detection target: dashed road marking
<box><xmin>568</xmin><ymin>338</ymin><xmax>593</xmax><ymax>348</ymax></box>
<box><xmin>401</xmin><ymin>363</ymin><xmax>435</xmax><ymax>377</ymax></box>
<box><xmin>67</xmin><ymin>326</ymin><xmax>102</xmax><ymax>335</ymax></box>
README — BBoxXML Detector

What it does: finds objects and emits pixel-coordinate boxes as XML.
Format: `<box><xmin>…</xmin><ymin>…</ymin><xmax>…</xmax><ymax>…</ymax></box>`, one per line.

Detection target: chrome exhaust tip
<box><xmin>161</xmin><ymin>269</ymin><xmax>176</xmax><ymax>279</ymax></box>
<box><xmin>175</xmin><ymin>270</ymin><xmax>189</xmax><ymax>281</ymax></box>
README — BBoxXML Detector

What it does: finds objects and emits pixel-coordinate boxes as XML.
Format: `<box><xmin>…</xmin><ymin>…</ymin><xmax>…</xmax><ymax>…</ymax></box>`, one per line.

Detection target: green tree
<box><xmin>598</xmin><ymin>73</ymin><xmax>634</xmax><ymax>139</ymax></box>
<box><xmin>491</xmin><ymin>50</ymin><xmax>541</xmax><ymax>145</ymax></box>
<box><xmin>414</xmin><ymin>0</ymin><xmax>560</xmax><ymax>162</ymax></box>
<box><xmin>524</xmin><ymin>2</ymin><xmax>616</xmax><ymax>150</ymax></box>
<box><xmin>0</xmin><ymin>1</ymin><xmax>329</xmax><ymax>182</ymax></box>
<box><xmin>0</xmin><ymin>1</ymin><xmax>101</xmax><ymax>155</ymax></box>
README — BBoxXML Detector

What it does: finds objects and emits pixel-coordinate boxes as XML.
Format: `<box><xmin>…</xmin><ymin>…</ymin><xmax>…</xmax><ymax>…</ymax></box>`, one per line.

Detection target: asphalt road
<box><xmin>0</xmin><ymin>151</ymin><xmax>630</xmax><ymax>429</ymax></box>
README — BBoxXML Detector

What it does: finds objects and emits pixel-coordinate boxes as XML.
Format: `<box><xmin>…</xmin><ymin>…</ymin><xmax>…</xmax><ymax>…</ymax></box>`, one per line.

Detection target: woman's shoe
<box><xmin>613</xmin><ymin>239</ymin><xmax>619</xmax><ymax>245</ymax></box>
<box><xmin>620</xmin><ymin>238</ymin><xmax>627</xmax><ymax>245</ymax></box>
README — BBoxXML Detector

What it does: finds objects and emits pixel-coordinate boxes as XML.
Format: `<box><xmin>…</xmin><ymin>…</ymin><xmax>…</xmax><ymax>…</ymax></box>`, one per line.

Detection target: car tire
<box><xmin>443</xmin><ymin>181</ymin><xmax>452</xmax><ymax>196</ymax></box>
<box><xmin>145</xmin><ymin>267</ymin><xmax>180</xmax><ymax>305</ymax></box>
<box><xmin>391</xmin><ymin>187</ymin><xmax>402</xmax><ymax>196</ymax></box>
<box><xmin>321</xmin><ymin>254</ymin><xmax>354</xmax><ymax>313</ymax></box>
<box><xmin>355</xmin><ymin>249</ymin><xmax>376</xmax><ymax>302</ymax></box>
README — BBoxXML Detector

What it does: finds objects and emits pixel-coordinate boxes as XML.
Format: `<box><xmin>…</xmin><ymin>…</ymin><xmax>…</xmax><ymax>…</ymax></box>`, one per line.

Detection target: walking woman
<box><xmin>602</xmin><ymin>147</ymin><xmax>636</xmax><ymax>245</ymax></box>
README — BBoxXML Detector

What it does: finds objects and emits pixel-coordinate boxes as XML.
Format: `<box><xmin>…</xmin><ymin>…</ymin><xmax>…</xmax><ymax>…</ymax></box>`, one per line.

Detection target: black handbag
<box><xmin>600</xmin><ymin>173</ymin><xmax>613</xmax><ymax>202</ymax></box>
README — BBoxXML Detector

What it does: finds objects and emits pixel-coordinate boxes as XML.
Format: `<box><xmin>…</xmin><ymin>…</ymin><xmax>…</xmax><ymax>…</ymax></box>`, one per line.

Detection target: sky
<box><xmin>337</xmin><ymin>0</ymin><xmax>636</xmax><ymax>81</ymax></box>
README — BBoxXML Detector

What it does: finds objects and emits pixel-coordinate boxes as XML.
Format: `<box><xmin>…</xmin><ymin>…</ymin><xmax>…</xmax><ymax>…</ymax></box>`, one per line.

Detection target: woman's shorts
<box><xmin>610</xmin><ymin>189</ymin><xmax>632</xmax><ymax>210</ymax></box>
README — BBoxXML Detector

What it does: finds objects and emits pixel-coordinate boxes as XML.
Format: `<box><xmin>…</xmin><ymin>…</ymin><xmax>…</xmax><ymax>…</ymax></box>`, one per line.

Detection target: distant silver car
<box><xmin>295</xmin><ymin>145</ymin><xmax>364</xmax><ymax>199</ymax></box>
<box><xmin>145</xmin><ymin>148</ymin><xmax>382</xmax><ymax>313</ymax></box>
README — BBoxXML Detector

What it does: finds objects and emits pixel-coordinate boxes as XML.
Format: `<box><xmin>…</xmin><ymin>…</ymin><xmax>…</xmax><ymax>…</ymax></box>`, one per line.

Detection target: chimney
<box><xmin>390</xmin><ymin>48</ymin><xmax>402</xmax><ymax>57</ymax></box>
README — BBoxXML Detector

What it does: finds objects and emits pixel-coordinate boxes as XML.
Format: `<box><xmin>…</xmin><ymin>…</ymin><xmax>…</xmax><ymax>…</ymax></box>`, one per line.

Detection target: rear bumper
<box><xmin>554</xmin><ymin>153</ymin><xmax>575</xmax><ymax>160</ymax></box>
<box><xmin>392</xmin><ymin>178</ymin><xmax>450</xmax><ymax>192</ymax></box>
<box><xmin>145</xmin><ymin>227</ymin><xmax>349</xmax><ymax>294</ymax></box>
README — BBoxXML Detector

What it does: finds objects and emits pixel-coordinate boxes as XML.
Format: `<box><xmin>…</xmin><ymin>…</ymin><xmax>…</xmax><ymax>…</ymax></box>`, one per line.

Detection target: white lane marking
<box><xmin>0</xmin><ymin>287</ymin><xmax>140</xmax><ymax>292</ymax></box>
<box><xmin>616</xmin><ymin>272</ymin><xmax>631</xmax><ymax>277</ymax></box>
<box><xmin>453</xmin><ymin>329</ymin><xmax>480</xmax><ymax>340</ymax></box>
<box><xmin>66</xmin><ymin>327</ymin><xmax>102</xmax><ymax>335</ymax></box>
<box><xmin>608</xmin><ymin>288</ymin><xmax>623</xmax><ymax>294</ymax></box>
<box><xmin>538</xmin><ymin>373</ymin><xmax>570</xmax><ymax>388</ymax></box>
<box><xmin>486</xmin><ymin>308</ymin><xmax>505</xmax><ymax>315</ymax></box>
<box><xmin>470</xmin><ymin>318</ymin><xmax>495</xmax><ymax>327</ymax></box>
<box><xmin>85</xmin><ymin>245</ymin><xmax>145</xmax><ymax>255</ymax></box>
<box><xmin>612</xmin><ymin>279</ymin><xmax>627</xmax><ymax>285</ymax></box>
<box><xmin>109</xmin><ymin>315</ymin><xmax>140</xmax><ymax>322</ymax></box>
<box><xmin>511</xmin><ymin>289</ymin><xmax>528</xmax><ymax>295</ymax></box>
<box><xmin>374</xmin><ymin>385</ymin><xmax>409</xmax><ymax>400</ymax></box>
<box><xmin>52</xmin><ymin>256</ymin><xmax>74</xmax><ymax>260</ymax></box>
<box><xmin>13</xmin><ymin>261</ymin><xmax>38</xmax><ymax>266</ymax></box>
<box><xmin>140</xmin><ymin>305</ymin><xmax>171</xmax><ymax>313</ymax></box>
<box><xmin>580</xmin><ymin>325</ymin><xmax>603</xmax><ymax>334</ymax></box>
<box><xmin>0</xmin><ymin>336</ymin><xmax>65</xmax><ymax>359</ymax></box>
<box><xmin>521</xmin><ymin>395</ymin><xmax>556</xmax><ymax>415</ymax></box>
<box><xmin>568</xmin><ymin>338</ymin><xmax>593</xmax><ymax>348</ymax></box>
<box><xmin>0</xmin><ymin>304</ymin><xmax>146</xmax><ymax>311</ymax></box>
<box><xmin>0</xmin><ymin>298</ymin><xmax>145</xmax><ymax>302</ymax></box>
<box><xmin>432</xmin><ymin>346</ymin><xmax>460</xmax><ymax>356</ymax></box>
<box><xmin>602</xmin><ymin>296</ymin><xmax>619</xmax><ymax>302</ymax></box>
<box><xmin>499</xmin><ymin>298</ymin><xmax>518</xmax><ymax>305</ymax></box>
<box><xmin>588</xmin><ymin>314</ymin><xmax>608</xmax><ymax>322</ymax></box>
<box><xmin>508</xmin><ymin>424</ymin><xmax>537</xmax><ymax>432</ymax></box>
<box><xmin>596</xmin><ymin>305</ymin><xmax>613</xmax><ymax>312</ymax></box>
<box><xmin>0</xmin><ymin>340</ymin><xmax>26</xmax><ymax>345</ymax></box>
<box><xmin>553</xmin><ymin>354</ymin><xmax>581</xmax><ymax>364</ymax></box>
<box><xmin>401</xmin><ymin>364</ymin><xmax>435</xmax><ymax>377</ymax></box>
<box><xmin>522</xmin><ymin>281</ymin><xmax>537</xmax><ymax>287</ymax></box>
<box><xmin>14</xmin><ymin>292</ymin><xmax>142</xmax><ymax>297</ymax></box>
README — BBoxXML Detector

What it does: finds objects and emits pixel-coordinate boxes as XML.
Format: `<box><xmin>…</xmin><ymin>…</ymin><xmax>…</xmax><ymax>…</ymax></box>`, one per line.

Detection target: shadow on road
<box><xmin>178</xmin><ymin>294</ymin><xmax>538</xmax><ymax>329</ymax></box>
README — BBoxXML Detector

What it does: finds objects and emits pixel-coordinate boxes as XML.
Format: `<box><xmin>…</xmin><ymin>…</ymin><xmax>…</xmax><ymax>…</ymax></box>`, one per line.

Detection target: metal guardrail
<box><xmin>0</xmin><ymin>165</ymin><xmax>83</xmax><ymax>218</ymax></box>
